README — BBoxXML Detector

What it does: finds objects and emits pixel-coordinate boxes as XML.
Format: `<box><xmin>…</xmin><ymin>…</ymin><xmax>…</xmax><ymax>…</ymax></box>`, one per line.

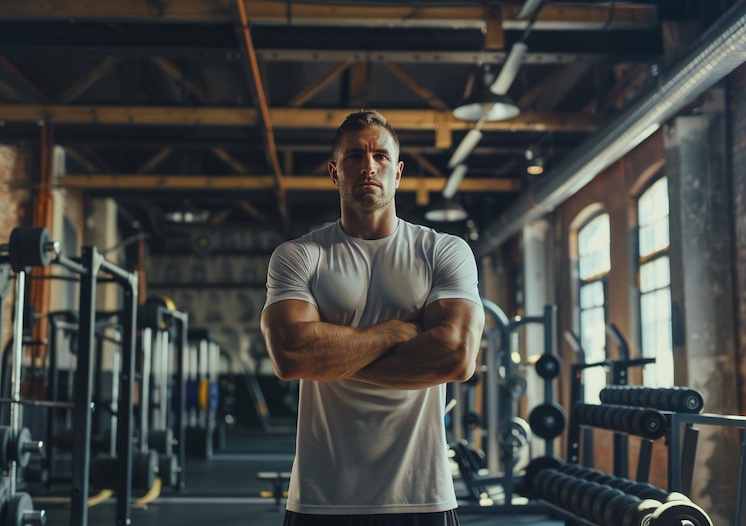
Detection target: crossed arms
<box><xmin>260</xmin><ymin>297</ymin><xmax>485</xmax><ymax>390</ymax></box>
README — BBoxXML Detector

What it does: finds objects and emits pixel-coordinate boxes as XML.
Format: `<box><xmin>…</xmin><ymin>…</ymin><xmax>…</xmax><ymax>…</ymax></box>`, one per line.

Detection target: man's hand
<box><xmin>351</xmin><ymin>298</ymin><xmax>485</xmax><ymax>390</ymax></box>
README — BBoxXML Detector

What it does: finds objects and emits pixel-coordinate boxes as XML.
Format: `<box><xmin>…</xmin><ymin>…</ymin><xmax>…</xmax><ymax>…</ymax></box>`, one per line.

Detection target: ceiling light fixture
<box><xmin>525</xmin><ymin>148</ymin><xmax>545</xmax><ymax>175</ymax></box>
<box><xmin>452</xmin><ymin>92</ymin><xmax>520</xmax><ymax>123</ymax></box>
<box><xmin>425</xmin><ymin>164</ymin><xmax>470</xmax><ymax>223</ymax></box>
<box><xmin>424</xmin><ymin>200</ymin><xmax>469</xmax><ymax>223</ymax></box>
<box><xmin>453</xmin><ymin>62</ymin><xmax>521</xmax><ymax>124</ymax></box>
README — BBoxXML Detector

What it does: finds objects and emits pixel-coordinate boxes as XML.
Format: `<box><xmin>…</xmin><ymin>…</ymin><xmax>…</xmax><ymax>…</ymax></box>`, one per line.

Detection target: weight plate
<box><xmin>0</xmin><ymin>426</ymin><xmax>12</xmax><ymax>467</ymax></box>
<box><xmin>528</xmin><ymin>402</ymin><xmax>566</xmax><ymax>440</ymax></box>
<box><xmin>535</xmin><ymin>354</ymin><xmax>562</xmax><ymax>380</ymax></box>
<box><xmin>6</xmin><ymin>492</ymin><xmax>33</xmax><ymax>526</ymax></box>
<box><xmin>158</xmin><ymin>453</ymin><xmax>179</xmax><ymax>488</ymax></box>
<box><xmin>13</xmin><ymin>427</ymin><xmax>33</xmax><ymax>468</ymax></box>
<box><xmin>133</xmin><ymin>450</ymin><xmax>158</xmax><ymax>490</ymax></box>
<box><xmin>9</xmin><ymin>227</ymin><xmax>52</xmax><ymax>272</ymax></box>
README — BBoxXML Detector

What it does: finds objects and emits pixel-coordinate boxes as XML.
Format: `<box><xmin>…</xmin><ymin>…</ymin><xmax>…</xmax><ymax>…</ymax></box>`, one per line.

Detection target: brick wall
<box><xmin>0</xmin><ymin>144</ymin><xmax>31</xmax><ymax>350</ymax></box>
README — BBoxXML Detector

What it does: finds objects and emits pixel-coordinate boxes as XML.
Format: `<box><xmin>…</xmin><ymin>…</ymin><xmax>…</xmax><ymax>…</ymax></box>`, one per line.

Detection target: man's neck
<box><xmin>339</xmin><ymin>208</ymin><xmax>398</xmax><ymax>240</ymax></box>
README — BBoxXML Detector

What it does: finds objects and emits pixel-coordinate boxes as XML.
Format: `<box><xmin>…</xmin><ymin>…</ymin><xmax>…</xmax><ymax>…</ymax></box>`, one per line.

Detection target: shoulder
<box><xmin>398</xmin><ymin>220</ymin><xmax>472</xmax><ymax>254</ymax></box>
<box><xmin>270</xmin><ymin>222</ymin><xmax>338</xmax><ymax>262</ymax></box>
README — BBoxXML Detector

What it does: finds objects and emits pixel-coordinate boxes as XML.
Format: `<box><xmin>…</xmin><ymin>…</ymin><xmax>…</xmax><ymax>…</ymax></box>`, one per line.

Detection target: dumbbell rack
<box><xmin>566</xmin><ymin>357</ymin><xmax>655</xmax><ymax>477</ymax></box>
<box><xmin>522</xmin><ymin>456</ymin><xmax>715</xmax><ymax>526</ymax></box>
<box><xmin>667</xmin><ymin>411</ymin><xmax>746</xmax><ymax>525</ymax></box>
<box><xmin>567</xmin><ymin>384</ymin><xmax>746</xmax><ymax>525</ymax></box>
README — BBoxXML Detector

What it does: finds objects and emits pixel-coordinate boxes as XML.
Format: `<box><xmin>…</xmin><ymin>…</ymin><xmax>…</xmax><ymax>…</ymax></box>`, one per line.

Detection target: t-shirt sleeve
<box><xmin>263</xmin><ymin>240</ymin><xmax>319</xmax><ymax>310</ymax></box>
<box><xmin>426</xmin><ymin>235</ymin><xmax>482</xmax><ymax>308</ymax></box>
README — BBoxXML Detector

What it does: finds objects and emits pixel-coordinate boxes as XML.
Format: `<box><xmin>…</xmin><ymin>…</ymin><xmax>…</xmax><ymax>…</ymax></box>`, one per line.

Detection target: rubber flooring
<box><xmin>29</xmin><ymin>428</ymin><xmax>563</xmax><ymax>526</ymax></box>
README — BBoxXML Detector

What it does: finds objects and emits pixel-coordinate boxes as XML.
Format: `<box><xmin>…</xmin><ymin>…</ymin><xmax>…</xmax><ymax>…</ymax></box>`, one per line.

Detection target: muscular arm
<box><xmin>351</xmin><ymin>298</ymin><xmax>485</xmax><ymax>390</ymax></box>
<box><xmin>260</xmin><ymin>299</ymin><xmax>421</xmax><ymax>382</ymax></box>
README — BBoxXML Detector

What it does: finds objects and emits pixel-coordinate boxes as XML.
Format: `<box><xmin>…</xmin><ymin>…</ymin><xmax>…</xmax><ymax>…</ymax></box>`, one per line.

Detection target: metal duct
<box><xmin>473</xmin><ymin>1</ymin><xmax>746</xmax><ymax>258</ymax></box>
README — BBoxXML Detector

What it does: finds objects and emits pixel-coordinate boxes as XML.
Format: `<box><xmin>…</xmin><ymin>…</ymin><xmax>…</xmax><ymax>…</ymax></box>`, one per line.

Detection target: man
<box><xmin>261</xmin><ymin>110</ymin><xmax>485</xmax><ymax>526</ymax></box>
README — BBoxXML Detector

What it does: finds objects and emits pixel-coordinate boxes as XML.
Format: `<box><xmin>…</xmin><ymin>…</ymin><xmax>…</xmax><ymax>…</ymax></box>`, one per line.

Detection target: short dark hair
<box><xmin>330</xmin><ymin>110</ymin><xmax>400</xmax><ymax>161</ymax></box>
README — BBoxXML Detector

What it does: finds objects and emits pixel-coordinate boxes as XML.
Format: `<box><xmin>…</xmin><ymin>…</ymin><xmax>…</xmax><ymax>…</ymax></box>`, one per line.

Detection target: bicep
<box><xmin>261</xmin><ymin>299</ymin><xmax>320</xmax><ymax>349</ymax></box>
<box><xmin>423</xmin><ymin>298</ymin><xmax>485</xmax><ymax>339</ymax></box>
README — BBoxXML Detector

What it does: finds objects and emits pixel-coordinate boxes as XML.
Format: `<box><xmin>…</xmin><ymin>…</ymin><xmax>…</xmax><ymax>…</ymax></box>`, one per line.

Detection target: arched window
<box><xmin>637</xmin><ymin>176</ymin><xmax>673</xmax><ymax>387</ymax></box>
<box><xmin>577</xmin><ymin>212</ymin><xmax>610</xmax><ymax>402</ymax></box>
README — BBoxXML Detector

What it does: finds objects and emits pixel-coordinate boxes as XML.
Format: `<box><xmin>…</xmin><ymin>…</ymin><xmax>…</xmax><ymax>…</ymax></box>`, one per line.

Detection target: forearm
<box><xmin>262</xmin><ymin>304</ymin><xmax>419</xmax><ymax>382</ymax></box>
<box><xmin>351</xmin><ymin>299</ymin><xmax>484</xmax><ymax>390</ymax></box>
<box><xmin>351</xmin><ymin>325</ymin><xmax>478</xmax><ymax>389</ymax></box>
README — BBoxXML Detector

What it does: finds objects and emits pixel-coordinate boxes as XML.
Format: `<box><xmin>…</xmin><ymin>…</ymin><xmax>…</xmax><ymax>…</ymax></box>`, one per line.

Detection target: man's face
<box><xmin>329</xmin><ymin>126</ymin><xmax>404</xmax><ymax>212</ymax></box>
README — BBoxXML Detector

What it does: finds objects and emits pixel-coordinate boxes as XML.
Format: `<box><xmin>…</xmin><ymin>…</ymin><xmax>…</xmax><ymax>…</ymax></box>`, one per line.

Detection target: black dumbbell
<box><xmin>558</xmin><ymin>475</ymin><xmax>586</xmax><ymax>509</ymax></box>
<box><xmin>569</xmin><ymin>480</ymin><xmax>596</xmax><ymax>517</ymax></box>
<box><xmin>591</xmin><ymin>487</ymin><xmax>626</xmax><ymax>525</ymax></box>
<box><xmin>603</xmin><ymin>493</ymin><xmax>641</xmax><ymax>526</ymax></box>
<box><xmin>579</xmin><ymin>483</ymin><xmax>613</xmax><ymax>522</ymax></box>
<box><xmin>649</xmin><ymin>500</ymin><xmax>713</xmax><ymax>526</ymax></box>
<box><xmin>621</xmin><ymin>498</ymin><xmax>661</xmax><ymax>526</ymax></box>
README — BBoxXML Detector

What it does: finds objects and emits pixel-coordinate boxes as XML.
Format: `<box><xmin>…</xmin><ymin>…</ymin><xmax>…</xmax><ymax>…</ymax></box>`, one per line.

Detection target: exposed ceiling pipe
<box><xmin>473</xmin><ymin>1</ymin><xmax>746</xmax><ymax>258</ymax></box>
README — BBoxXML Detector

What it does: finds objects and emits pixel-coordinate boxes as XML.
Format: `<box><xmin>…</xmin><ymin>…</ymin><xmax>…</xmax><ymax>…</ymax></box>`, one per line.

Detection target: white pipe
<box><xmin>490</xmin><ymin>42</ymin><xmax>528</xmax><ymax>95</ymax></box>
<box><xmin>442</xmin><ymin>164</ymin><xmax>468</xmax><ymax>199</ymax></box>
<box><xmin>447</xmin><ymin>128</ymin><xmax>483</xmax><ymax>168</ymax></box>
<box><xmin>517</xmin><ymin>0</ymin><xmax>545</xmax><ymax>20</ymax></box>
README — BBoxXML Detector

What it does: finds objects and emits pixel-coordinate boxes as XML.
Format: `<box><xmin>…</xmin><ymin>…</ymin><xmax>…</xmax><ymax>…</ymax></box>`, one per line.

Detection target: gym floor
<box><xmin>30</xmin><ymin>428</ymin><xmax>563</xmax><ymax>526</ymax></box>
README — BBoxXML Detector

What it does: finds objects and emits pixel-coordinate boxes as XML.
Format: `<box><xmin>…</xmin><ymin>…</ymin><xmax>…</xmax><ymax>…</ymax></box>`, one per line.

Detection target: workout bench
<box><xmin>257</xmin><ymin>471</ymin><xmax>291</xmax><ymax>506</ymax></box>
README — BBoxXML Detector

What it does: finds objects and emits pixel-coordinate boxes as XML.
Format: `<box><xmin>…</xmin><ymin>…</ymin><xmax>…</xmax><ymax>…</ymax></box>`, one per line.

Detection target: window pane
<box><xmin>639</xmin><ymin>177</ymin><xmax>670</xmax><ymax>257</ymax></box>
<box><xmin>577</xmin><ymin>213</ymin><xmax>610</xmax><ymax>403</ymax></box>
<box><xmin>640</xmin><ymin>256</ymin><xmax>670</xmax><ymax>293</ymax></box>
<box><xmin>578</xmin><ymin>214</ymin><xmax>610</xmax><ymax>280</ymax></box>
<box><xmin>579</xmin><ymin>281</ymin><xmax>607</xmax><ymax>403</ymax></box>
<box><xmin>640</xmin><ymin>287</ymin><xmax>674</xmax><ymax>387</ymax></box>
<box><xmin>637</xmin><ymin>177</ymin><xmax>673</xmax><ymax>388</ymax></box>
<box><xmin>580</xmin><ymin>280</ymin><xmax>604</xmax><ymax>309</ymax></box>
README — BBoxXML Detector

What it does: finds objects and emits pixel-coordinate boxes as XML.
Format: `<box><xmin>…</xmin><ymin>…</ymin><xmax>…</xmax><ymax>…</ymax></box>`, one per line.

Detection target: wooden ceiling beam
<box><xmin>58</xmin><ymin>56</ymin><xmax>121</xmax><ymax>103</ymax></box>
<box><xmin>58</xmin><ymin>174</ymin><xmax>521</xmax><ymax>193</ymax></box>
<box><xmin>287</xmin><ymin>61</ymin><xmax>352</xmax><ymax>108</ymax></box>
<box><xmin>0</xmin><ymin>1</ymin><xmax>656</xmax><ymax>30</ymax></box>
<box><xmin>0</xmin><ymin>104</ymin><xmax>602</xmax><ymax>133</ymax></box>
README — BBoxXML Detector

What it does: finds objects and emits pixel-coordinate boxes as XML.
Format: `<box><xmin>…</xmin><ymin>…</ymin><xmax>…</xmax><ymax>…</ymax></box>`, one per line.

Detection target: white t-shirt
<box><xmin>263</xmin><ymin>219</ymin><xmax>482</xmax><ymax>515</ymax></box>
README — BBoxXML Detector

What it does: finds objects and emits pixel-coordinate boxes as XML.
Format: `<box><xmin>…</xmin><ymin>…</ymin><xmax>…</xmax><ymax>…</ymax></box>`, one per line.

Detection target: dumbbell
<box><xmin>1</xmin><ymin>492</ymin><xmax>46</xmax><ymax>526</ymax></box>
<box><xmin>648</xmin><ymin>499</ymin><xmax>712</xmax><ymax>526</ymax></box>
<box><xmin>623</xmin><ymin>482</ymin><xmax>691</xmax><ymax>504</ymax></box>
<box><xmin>600</xmin><ymin>386</ymin><xmax>704</xmax><ymax>413</ymax></box>
<box><xmin>0</xmin><ymin>426</ymin><xmax>43</xmax><ymax>468</ymax></box>
<box><xmin>521</xmin><ymin>456</ymin><xmax>563</xmax><ymax>499</ymax></box>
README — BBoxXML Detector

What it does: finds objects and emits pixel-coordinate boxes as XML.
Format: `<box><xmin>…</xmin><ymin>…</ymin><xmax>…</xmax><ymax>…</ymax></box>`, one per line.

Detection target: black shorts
<box><xmin>283</xmin><ymin>509</ymin><xmax>460</xmax><ymax>526</ymax></box>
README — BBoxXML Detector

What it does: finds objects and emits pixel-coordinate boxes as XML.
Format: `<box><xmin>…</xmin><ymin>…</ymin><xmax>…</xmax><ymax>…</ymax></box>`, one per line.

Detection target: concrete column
<box><xmin>665</xmin><ymin>88</ymin><xmax>739</xmax><ymax>524</ymax></box>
